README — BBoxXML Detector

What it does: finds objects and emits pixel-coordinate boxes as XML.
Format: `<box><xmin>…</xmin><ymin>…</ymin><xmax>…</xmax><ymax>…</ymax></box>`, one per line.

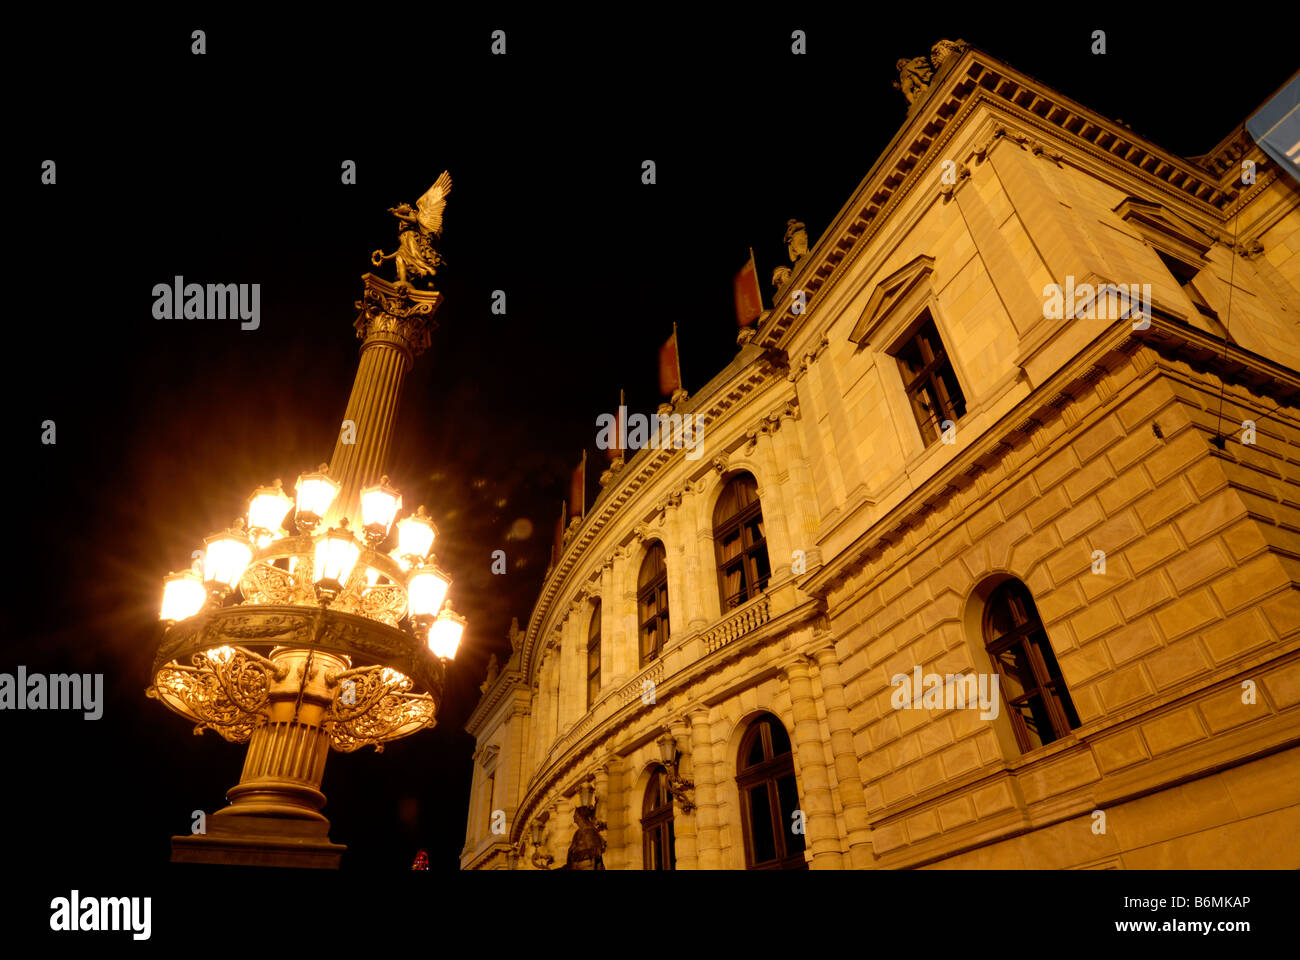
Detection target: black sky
<box><xmin>5</xmin><ymin>9</ymin><xmax>1294</xmax><ymax>890</ymax></box>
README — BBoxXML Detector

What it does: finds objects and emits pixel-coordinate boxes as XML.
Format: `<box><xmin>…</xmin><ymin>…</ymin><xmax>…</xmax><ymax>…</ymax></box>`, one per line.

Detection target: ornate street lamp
<box><xmin>656</xmin><ymin>732</ymin><xmax>696</xmax><ymax>812</ymax></box>
<box><xmin>148</xmin><ymin>171</ymin><xmax>465</xmax><ymax>869</ymax></box>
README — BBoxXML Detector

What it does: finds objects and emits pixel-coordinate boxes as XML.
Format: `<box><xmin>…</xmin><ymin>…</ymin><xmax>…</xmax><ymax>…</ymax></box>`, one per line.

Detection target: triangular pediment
<box><xmin>849</xmin><ymin>254</ymin><xmax>935</xmax><ymax>345</ymax></box>
<box><xmin>1113</xmin><ymin>197</ymin><xmax>1215</xmax><ymax>259</ymax></box>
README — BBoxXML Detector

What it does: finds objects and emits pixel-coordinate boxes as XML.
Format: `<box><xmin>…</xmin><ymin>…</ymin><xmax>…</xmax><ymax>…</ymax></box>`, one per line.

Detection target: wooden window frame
<box><xmin>638</xmin><ymin>543</ymin><xmax>670</xmax><ymax>667</ymax></box>
<box><xmin>892</xmin><ymin>311</ymin><xmax>967</xmax><ymax>446</ymax></box>
<box><xmin>586</xmin><ymin>599</ymin><xmax>601</xmax><ymax>710</ymax></box>
<box><xmin>982</xmin><ymin>579</ymin><xmax>1080</xmax><ymax>752</ymax></box>
<box><xmin>713</xmin><ymin>475</ymin><xmax>771</xmax><ymax>612</ymax></box>
<box><xmin>736</xmin><ymin>717</ymin><xmax>808</xmax><ymax>870</ymax></box>
<box><xmin>641</xmin><ymin>765</ymin><xmax>676</xmax><ymax>871</ymax></box>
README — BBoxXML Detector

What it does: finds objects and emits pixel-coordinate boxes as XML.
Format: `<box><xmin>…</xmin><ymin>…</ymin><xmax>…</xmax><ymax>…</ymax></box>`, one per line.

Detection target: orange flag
<box><xmin>569</xmin><ymin>451</ymin><xmax>587</xmax><ymax>519</ymax></box>
<box><xmin>734</xmin><ymin>248</ymin><xmax>762</xmax><ymax>326</ymax></box>
<box><xmin>658</xmin><ymin>323</ymin><xmax>682</xmax><ymax>397</ymax></box>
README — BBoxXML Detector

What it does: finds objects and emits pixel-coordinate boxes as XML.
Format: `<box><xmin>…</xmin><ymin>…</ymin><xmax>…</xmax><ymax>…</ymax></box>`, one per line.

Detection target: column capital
<box><xmin>811</xmin><ymin>641</ymin><xmax>840</xmax><ymax>668</ymax></box>
<box><xmin>353</xmin><ymin>273</ymin><xmax>443</xmax><ymax>362</ymax></box>
<box><xmin>780</xmin><ymin>653</ymin><xmax>816</xmax><ymax>682</ymax></box>
<box><xmin>686</xmin><ymin>705</ymin><xmax>712</xmax><ymax>724</ymax></box>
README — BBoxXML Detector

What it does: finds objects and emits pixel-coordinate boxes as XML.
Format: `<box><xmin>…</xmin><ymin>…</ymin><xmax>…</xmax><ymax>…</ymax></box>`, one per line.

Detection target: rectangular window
<box><xmin>1156</xmin><ymin>251</ymin><xmax>1220</xmax><ymax>322</ymax></box>
<box><xmin>894</xmin><ymin>313</ymin><xmax>966</xmax><ymax>446</ymax></box>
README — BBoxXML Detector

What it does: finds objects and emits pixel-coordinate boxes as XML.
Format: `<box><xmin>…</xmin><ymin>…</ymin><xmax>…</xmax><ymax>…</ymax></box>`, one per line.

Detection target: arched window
<box><xmin>641</xmin><ymin>765</ymin><xmax>676</xmax><ymax>870</ymax></box>
<box><xmin>638</xmin><ymin>542</ymin><xmax>670</xmax><ymax>666</ymax></box>
<box><xmin>736</xmin><ymin>714</ymin><xmax>807</xmax><ymax>870</ymax></box>
<box><xmin>983</xmin><ymin>578</ymin><xmax>1081</xmax><ymax>751</ymax></box>
<box><xmin>713</xmin><ymin>473</ymin><xmax>771</xmax><ymax>610</ymax></box>
<box><xmin>586</xmin><ymin>600</ymin><xmax>601</xmax><ymax>710</ymax></box>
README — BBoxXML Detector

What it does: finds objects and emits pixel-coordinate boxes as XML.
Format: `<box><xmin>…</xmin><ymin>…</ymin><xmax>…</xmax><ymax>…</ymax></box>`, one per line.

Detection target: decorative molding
<box><xmin>848</xmin><ymin>254</ymin><xmax>935</xmax><ymax>346</ymax></box>
<box><xmin>1113</xmin><ymin>196</ymin><xmax>1216</xmax><ymax>259</ymax></box>
<box><xmin>700</xmin><ymin>595</ymin><xmax>771</xmax><ymax>655</ymax></box>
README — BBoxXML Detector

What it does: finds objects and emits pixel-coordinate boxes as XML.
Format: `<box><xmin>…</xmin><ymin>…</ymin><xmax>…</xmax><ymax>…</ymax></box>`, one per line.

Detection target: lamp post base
<box><xmin>171</xmin><ymin>831</ymin><xmax>346</xmax><ymax>869</ymax></box>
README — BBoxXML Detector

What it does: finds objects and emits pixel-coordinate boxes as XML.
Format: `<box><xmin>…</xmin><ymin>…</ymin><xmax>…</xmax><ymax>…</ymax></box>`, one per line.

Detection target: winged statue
<box><xmin>372</xmin><ymin>171</ymin><xmax>452</xmax><ymax>287</ymax></box>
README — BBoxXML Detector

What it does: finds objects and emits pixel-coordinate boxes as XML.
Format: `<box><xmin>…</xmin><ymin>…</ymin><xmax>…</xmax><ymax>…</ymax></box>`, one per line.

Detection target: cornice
<box><xmin>464</xmin><ymin>670</ymin><xmax>527</xmax><ymax>737</ymax></box>
<box><xmin>756</xmin><ymin>46</ymin><xmax>1280</xmax><ymax>357</ymax></box>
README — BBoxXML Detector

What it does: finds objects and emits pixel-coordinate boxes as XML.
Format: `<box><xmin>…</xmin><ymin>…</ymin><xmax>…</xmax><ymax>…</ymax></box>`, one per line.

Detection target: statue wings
<box><xmin>416</xmin><ymin>171</ymin><xmax>453</xmax><ymax>236</ymax></box>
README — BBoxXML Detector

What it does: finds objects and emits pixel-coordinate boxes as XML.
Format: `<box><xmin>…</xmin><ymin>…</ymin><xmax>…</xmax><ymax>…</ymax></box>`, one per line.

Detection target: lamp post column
<box><xmin>327</xmin><ymin>274</ymin><xmax>443</xmax><ymax>526</ymax></box>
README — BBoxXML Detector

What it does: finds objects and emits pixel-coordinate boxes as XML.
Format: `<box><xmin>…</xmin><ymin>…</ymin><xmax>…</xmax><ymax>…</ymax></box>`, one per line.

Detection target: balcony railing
<box><xmin>700</xmin><ymin>593</ymin><xmax>771</xmax><ymax>654</ymax></box>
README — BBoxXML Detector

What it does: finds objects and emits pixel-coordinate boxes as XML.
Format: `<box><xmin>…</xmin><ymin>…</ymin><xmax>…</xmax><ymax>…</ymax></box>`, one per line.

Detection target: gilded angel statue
<box><xmin>372</xmin><ymin>171</ymin><xmax>452</xmax><ymax>286</ymax></box>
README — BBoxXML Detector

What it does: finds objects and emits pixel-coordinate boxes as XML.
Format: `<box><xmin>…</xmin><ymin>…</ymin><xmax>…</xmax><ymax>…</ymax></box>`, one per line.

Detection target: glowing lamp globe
<box><xmin>360</xmin><ymin>476</ymin><xmax>402</xmax><ymax>544</ymax></box>
<box><xmin>407</xmin><ymin>564</ymin><xmax>451</xmax><ymax>620</ymax></box>
<box><xmin>248</xmin><ymin>479</ymin><xmax>294</xmax><ymax>547</ymax></box>
<box><xmin>394</xmin><ymin>506</ymin><xmax>437</xmax><ymax>568</ymax></box>
<box><xmin>428</xmin><ymin>603</ymin><xmax>466</xmax><ymax>661</ymax></box>
<box><xmin>314</xmin><ymin>524</ymin><xmax>362</xmax><ymax>595</ymax></box>
<box><xmin>295</xmin><ymin>465</ymin><xmax>340</xmax><ymax>532</ymax></box>
<box><xmin>203</xmin><ymin>523</ymin><xmax>253</xmax><ymax>591</ymax></box>
<box><xmin>160</xmin><ymin>570</ymin><xmax>206</xmax><ymax>622</ymax></box>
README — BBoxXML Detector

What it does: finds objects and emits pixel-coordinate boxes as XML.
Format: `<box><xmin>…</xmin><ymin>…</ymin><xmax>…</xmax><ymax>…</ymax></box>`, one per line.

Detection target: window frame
<box><xmin>982</xmin><ymin>579</ymin><xmax>1080</xmax><ymax>752</ymax></box>
<box><xmin>713</xmin><ymin>474</ymin><xmax>772</xmax><ymax>611</ymax></box>
<box><xmin>891</xmin><ymin>310</ymin><xmax>967</xmax><ymax>447</ymax></box>
<box><xmin>637</xmin><ymin>542</ymin><xmax>670</xmax><ymax>667</ymax></box>
<box><xmin>736</xmin><ymin>716</ymin><xmax>808</xmax><ymax>871</ymax></box>
<box><xmin>586</xmin><ymin>599</ymin><xmax>601</xmax><ymax>710</ymax></box>
<box><xmin>641</xmin><ymin>765</ymin><xmax>676</xmax><ymax>871</ymax></box>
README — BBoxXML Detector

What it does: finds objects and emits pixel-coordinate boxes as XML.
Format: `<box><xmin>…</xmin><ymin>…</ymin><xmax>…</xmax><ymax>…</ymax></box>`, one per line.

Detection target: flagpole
<box><xmin>749</xmin><ymin>246</ymin><xmax>761</xmax><ymax>311</ymax></box>
<box><xmin>672</xmin><ymin>321</ymin><xmax>683</xmax><ymax>395</ymax></box>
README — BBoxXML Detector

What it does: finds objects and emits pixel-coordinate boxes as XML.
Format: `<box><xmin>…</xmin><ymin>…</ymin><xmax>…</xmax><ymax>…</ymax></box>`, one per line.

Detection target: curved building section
<box><xmin>463</xmin><ymin>42</ymin><xmax>1300</xmax><ymax>870</ymax></box>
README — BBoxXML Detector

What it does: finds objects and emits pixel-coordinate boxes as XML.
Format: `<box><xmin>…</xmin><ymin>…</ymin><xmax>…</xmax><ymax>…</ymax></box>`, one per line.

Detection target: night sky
<box><xmin>5</xmin><ymin>8</ymin><xmax>1293</xmax><ymax>908</ymax></box>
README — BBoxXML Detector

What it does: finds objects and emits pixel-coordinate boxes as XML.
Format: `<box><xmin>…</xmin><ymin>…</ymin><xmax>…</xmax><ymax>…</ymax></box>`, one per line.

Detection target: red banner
<box><xmin>734</xmin><ymin>250</ymin><xmax>762</xmax><ymax>327</ymax></box>
<box><xmin>658</xmin><ymin>328</ymin><xmax>681</xmax><ymax>397</ymax></box>
<box><xmin>568</xmin><ymin>451</ymin><xmax>587</xmax><ymax>519</ymax></box>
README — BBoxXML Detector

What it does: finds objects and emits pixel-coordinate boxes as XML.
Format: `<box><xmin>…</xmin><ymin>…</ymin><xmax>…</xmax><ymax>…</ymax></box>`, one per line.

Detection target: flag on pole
<box><xmin>606</xmin><ymin>389</ymin><xmax>626</xmax><ymax>462</ymax></box>
<box><xmin>658</xmin><ymin>323</ymin><xmax>682</xmax><ymax>397</ymax></box>
<box><xmin>569</xmin><ymin>450</ymin><xmax>587</xmax><ymax>519</ymax></box>
<box><xmin>734</xmin><ymin>248</ymin><xmax>763</xmax><ymax>326</ymax></box>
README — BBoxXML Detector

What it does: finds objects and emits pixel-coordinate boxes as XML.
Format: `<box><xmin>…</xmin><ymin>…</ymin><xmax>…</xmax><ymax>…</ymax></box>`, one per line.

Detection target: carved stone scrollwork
<box><xmin>939</xmin><ymin>160</ymin><xmax>971</xmax><ymax>203</ymax></box>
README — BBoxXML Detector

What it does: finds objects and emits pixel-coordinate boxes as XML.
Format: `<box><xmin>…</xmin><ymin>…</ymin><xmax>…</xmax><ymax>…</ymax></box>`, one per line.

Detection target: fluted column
<box><xmin>781</xmin><ymin>656</ymin><xmax>844</xmax><ymax>868</ymax></box>
<box><xmin>172</xmin><ymin>648</ymin><xmax>348</xmax><ymax>866</ymax></box>
<box><xmin>688</xmin><ymin>708</ymin><xmax>721</xmax><ymax>868</ymax></box>
<box><xmin>813</xmin><ymin>642</ymin><xmax>873</xmax><ymax>866</ymax></box>
<box><xmin>327</xmin><ymin>339</ymin><xmax>411</xmax><ymax>525</ymax></box>
<box><xmin>326</xmin><ymin>274</ymin><xmax>442</xmax><ymax>526</ymax></box>
<box><xmin>669</xmin><ymin>718</ymin><xmax>698</xmax><ymax>869</ymax></box>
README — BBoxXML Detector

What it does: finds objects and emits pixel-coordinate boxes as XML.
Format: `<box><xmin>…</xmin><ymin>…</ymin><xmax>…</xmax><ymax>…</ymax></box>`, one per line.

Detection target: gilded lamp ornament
<box><xmin>148</xmin><ymin>172</ymin><xmax>466</xmax><ymax>868</ymax></box>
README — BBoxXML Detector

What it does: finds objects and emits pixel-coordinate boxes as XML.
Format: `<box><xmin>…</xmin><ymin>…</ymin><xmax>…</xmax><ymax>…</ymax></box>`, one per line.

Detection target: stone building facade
<box><xmin>461</xmin><ymin>42</ymin><xmax>1300</xmax><ymax>869</ymax></box>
